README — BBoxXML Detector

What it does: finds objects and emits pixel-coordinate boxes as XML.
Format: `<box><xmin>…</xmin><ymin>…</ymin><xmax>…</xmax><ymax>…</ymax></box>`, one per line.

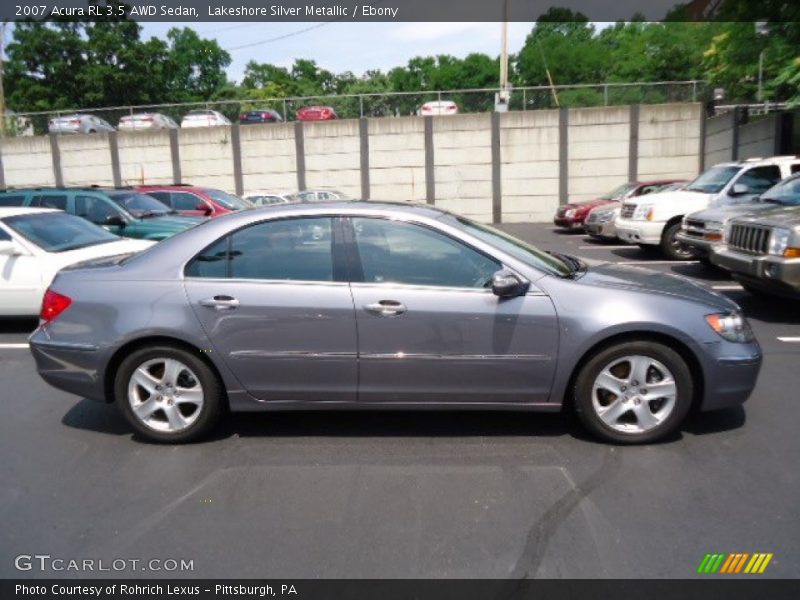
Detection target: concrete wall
<box><xmin>703</xmin><ymin>110</ymin><xmax>785</xmax><ymax>169</ymax></box>
<box><xmin>738</xmin><ymin>118</ymin><xmax>779</xmax><ymax>160</ymax></box>
<box><xmin>0</xmin><ymin>102</ymin><xmax>707</xmax><ymax>223</ymax></box>
<box><xmin>704</xmin><ymin>112</ymin><xmax>736</xmax><ymax>167</ymax></box>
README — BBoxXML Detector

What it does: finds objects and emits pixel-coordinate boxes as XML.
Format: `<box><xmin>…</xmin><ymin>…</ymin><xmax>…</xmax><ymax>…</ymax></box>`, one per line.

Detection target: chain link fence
<box><xmin>2</xmin><ymin>81</ymin><xmax>709</xmax><ymax>137</ymax></box>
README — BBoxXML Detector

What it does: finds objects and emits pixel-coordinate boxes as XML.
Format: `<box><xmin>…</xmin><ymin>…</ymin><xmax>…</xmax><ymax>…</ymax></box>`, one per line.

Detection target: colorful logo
<box><xmin>697</xmin><ymin>553</ymin><xmax>773</xmax><ymax>574</ymax></box>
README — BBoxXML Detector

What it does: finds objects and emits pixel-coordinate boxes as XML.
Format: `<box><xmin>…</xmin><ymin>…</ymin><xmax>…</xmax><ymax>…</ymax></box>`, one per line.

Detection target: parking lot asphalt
<box><xmin>1</xmin><ymin>223</ymin><xmax>798</xmax><ymax>579</ymax></box>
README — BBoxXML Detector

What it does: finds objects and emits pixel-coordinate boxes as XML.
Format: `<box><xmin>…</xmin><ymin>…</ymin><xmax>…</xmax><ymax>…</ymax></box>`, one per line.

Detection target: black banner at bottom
<box><xmin>4</xmin><ymin>579</ymin><xmax>800</xmax><ymax>600</ymax></box>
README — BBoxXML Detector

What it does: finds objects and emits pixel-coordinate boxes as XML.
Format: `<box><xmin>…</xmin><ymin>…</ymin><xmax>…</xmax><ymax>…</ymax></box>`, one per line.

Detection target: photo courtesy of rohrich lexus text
<box><xmin>0</xmin><ymin>0</ymin><xmax>799</xmax><ymax>599</ymax></box>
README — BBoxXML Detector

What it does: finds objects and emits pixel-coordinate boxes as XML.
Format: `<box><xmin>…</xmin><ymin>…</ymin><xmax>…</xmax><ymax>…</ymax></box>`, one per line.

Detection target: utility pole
<box><xmin>0</xmin><ymin>21</ymin><xmax>7</xmax><ymax>137</ymax></box>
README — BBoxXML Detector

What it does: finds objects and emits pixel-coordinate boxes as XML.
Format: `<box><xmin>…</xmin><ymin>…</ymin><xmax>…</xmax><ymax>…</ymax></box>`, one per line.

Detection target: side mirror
<box><xmin>0</xmin><ymin>240</ymin><xmax>24</xmax><ymax>256</ymax></box>
<box><xmin>104</xmin><ymin>214</ymin><xmax>126</xmax><ymax>227</ymax></box>
<box><xmin>491</xmin><ymin>270</ymin><xmax>528</xmax><ymax>298</ymax></box>
<box><xmin>730</xmin><ymin>183</ymin><xmax>750</xmax><ymax>196</ymax></box>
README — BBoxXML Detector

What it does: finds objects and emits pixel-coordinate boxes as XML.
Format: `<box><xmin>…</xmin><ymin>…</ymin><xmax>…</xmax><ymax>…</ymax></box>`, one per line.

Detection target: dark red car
<box><xmin>296</xmin><ymin>106</ymin><xmax>338</xmax><ymax>121</ymax></box>
<box><xmin>553</xmin><ymin>180</ymin><xmax>686</xmax><ymax>230</ymax></box>
<box><xmin>135</xmin><ymin>184</ymin><xmax>253</xmax><ymax>218</ymax></box>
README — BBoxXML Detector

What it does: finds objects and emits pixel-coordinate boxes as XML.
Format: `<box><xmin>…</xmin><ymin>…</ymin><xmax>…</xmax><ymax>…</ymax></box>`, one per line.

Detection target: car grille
<box><xmin>620</xmin><ymin>203</ymin><xmax>636</xmax><ymax>219</ymax></box>
<box><xmin>729</xmin><ymin>223</ymin><xmax>770</xmax><ymax>255</ymax></box>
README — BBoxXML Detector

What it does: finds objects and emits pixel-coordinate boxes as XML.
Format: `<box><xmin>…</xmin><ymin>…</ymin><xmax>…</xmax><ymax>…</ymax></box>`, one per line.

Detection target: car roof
<box><xmin>0</xmin><ymin>207</ymin><xmax>60</xmax><ymax>218</ymax></box>
<box><xmin>243</xmin><ymin>200</ymin><xmax>447</xmax><ymax>219</ymax></box>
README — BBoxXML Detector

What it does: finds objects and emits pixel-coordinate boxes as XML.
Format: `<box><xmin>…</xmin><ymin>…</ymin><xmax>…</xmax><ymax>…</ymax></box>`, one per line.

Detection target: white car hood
<box><xmin>626</xmin><ymin>190</ymin><xmax>714</xmax><ymax>219</ymax></box>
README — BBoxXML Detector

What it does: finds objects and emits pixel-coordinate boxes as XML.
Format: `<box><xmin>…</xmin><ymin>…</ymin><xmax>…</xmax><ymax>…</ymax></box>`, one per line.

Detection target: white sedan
<box><xmin>0</xmin><ymin>208</ymin><xmax>154</xmax><ymax>317</ymax></box>
<box><xmin>180</xmin><ymin>109</ymin><xmax>232</xmax><ymax>128</ymax></box>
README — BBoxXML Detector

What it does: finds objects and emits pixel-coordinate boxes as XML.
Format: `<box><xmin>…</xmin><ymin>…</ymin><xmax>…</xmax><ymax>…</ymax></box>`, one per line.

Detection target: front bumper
<box><xmin>615</xmin><ymin>218</ymin><xmax>665</xmax><ymax>245</ymax></box>
<box><xmin>553</xmin><ymin>217</ymin><xmax>583</xmax><ymax>229</ymax></box>
<box><xmin>701</xmin><ymin>346</ymin><xmax>762</xmax><ymax>411</ymax></box>
<box><xmin>29</xmin><ymin>327</ymin><xmax>109</xmax><ymax>402</ymax></box>
<box><xmin>585</xmin><ymin>220</ymin><xmax>617</xmax><ymax>239</ymax></box>
<box><xmin>675</xmin><ymin>232</ymin><xmax>715</xmax><ymax>257</ymax></box>
<box><xmin>711</xmin><ymin>246</ymin><xmax>800</xmax><ymax>297</ymax></box>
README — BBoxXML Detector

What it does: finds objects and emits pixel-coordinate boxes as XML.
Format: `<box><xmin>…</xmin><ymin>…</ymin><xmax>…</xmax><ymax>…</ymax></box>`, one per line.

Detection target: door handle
<box><xmin>364</xmin><ymin>300</ymin><xmax>406</xmax><ymax>317</ymax></box>
<box><xmin>199</xmin><ymin>295</ymin><xmax>240</xmax><ymax>310</ymax></box>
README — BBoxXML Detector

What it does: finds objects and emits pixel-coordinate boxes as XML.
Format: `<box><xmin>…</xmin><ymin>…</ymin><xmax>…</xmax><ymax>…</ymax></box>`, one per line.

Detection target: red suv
<box><xmin>553</xmin><ymin>180</ymin><xmax>685</xmax><ymax>230</ymax></box>
<box><xmin>136</xmin><ymin>185</ymin><xmax>253</xmax><ymax>218</ymax></box>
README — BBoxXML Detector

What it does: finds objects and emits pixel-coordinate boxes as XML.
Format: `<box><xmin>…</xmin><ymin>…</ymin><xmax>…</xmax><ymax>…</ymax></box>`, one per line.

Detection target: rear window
<box><xmin>0</xmin><ymin>195</ymin><xmax>26</xmax><ymax>207</ymax></box>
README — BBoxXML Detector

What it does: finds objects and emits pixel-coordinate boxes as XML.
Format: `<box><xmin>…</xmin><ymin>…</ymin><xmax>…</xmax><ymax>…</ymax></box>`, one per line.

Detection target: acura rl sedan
<box><xmin>29</xmin><ymin>202</ymin><xmax>762</xmax><ymax>444</ymax></box>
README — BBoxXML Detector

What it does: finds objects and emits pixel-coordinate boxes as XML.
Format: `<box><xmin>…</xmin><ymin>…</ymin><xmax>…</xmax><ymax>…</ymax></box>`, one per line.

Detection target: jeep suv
<box><xmin>0</xmin><ymin>188</ymin><xmax>203</xmax><ymax>240</ymax></box>
<box><xmin>711</xmin><ymin>174</ymin><xmax>800</xmax><ymax>298</ymax></box>
<box><xmin>615</xmin><ymin>157</ymin><xmax>800</xmax><ymax>260</ymax></box>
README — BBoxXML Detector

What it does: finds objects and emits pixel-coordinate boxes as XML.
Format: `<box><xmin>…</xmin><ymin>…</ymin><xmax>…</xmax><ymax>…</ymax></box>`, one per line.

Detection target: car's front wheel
<box><xmin>573</xmin><ymin>341</ymin><xmax>693</xmax><ymax>444</ymax></box>
<box><xmin>661</xmin><ymin>221</ymin><xmax>698</xmax><ymax>260</ymax></box>
<box><xmin>115</xmin><ymin>345</ymin><xmax>223</xmax><ymax>443</ymax></box>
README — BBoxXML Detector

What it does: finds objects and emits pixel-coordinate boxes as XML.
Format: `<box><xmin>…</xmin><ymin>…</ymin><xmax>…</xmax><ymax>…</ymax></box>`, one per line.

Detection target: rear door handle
<box><xmin>199</xmin><ymin>295</ymin><xmax>240</xmax><ymax>310</ymax></box>
<box><xmin>364</xmin><ymin>300</ymin><xmax>406</xmax><ymax>317</ymax></box>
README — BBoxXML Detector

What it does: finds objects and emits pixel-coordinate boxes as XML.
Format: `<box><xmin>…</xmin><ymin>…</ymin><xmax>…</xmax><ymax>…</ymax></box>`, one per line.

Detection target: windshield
<box><xmin>5</xmin><ymin>212</ymin><xmax>119</xmax><ymax>252</ymax></box>
<box><xmin>202</xmin><ymin>189</ymin><xmax>253</xmax><ymax>210</ymax></box>
<box><xmin>601</xmin><ymin>182</ymin><xmax>637</xmax><ymax>200</ymax></box>
<box><xmin>685</xmin><ymin>166</ymin><xmax>740</xmax><ymax>194</ymax></box>
<box><xmin>760</xmin><ymin>175</ymin><xmax>800</xmax><ymax>206</ymax></box>
<box><xmin>451</xmin><ymin>216</ymin><xmax>573</xmax><ymax>277</ymax></box>
<box><xmin>108</xmin><ymin>192</ymin><xmax>171</xmax><ymax>217</ymax></box>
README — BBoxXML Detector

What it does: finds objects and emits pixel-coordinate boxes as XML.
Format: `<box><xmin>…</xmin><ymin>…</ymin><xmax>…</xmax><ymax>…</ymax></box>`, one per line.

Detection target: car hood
<box><xmin>687</xmin><ymin>202</ymin><xmax>775</xmax><ymax>222</ymax></box>
<box><xmin>732</xmin><ymin>205</ymin><xmax>800</xmax><ymax>228</ymax></box>
<box><xmin>576</xmin><ymin>262</ymin><xmax>737</xmax><ymax>311</ymax></box>
<box><xmin>628</xmin><ymin>189</ymin><xmax>711</xmax><ymax>206</ymax></box>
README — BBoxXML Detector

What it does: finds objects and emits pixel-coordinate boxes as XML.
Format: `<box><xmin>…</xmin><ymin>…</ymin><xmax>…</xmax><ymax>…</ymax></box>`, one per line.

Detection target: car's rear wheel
<box><xmin>115</xmin><ymin>346</ymin><xmax>223</xmax><ymax>443</ymax></box>
<box><xmin>661</xmin><ymin>221</ymin><xmax>697</xmax><ymax>260</ymax></box>
<box><xmin>574</xmin><ymin>341</ymin><xmax>693</xmax><ymax>444</ymax></box>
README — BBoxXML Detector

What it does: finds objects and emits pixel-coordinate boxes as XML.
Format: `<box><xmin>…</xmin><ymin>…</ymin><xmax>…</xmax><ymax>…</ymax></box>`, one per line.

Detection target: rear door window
<box><xmin>30</xmin><ymin>194</ymin><xmax>68</xmax><ymax>210</ymax></box>
<box><xmin>74</xmin><ymin>194</ymin><xmax>118</xmax><ymax>224</ymax></box>
<box><xmin>171</xmin><ymin>192</ymin><xmax>205</xmax><ymax>211</ymax></box>
<box><xmin>737</xmin><ymin>166</ymin><xmax>782</xmax><ymax>193</ymax></box>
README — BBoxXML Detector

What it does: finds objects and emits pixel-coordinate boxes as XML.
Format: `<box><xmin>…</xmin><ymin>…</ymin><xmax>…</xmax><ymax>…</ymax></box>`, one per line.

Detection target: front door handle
<box><xmin>364</xmin><ymin>300</ymin><xmax>406</xmax><ymax>317</ymax></box>
<box><xmin>199</xmin><ymin>295</ymin><xmax>240</xmax><ymax>310</ymax></box>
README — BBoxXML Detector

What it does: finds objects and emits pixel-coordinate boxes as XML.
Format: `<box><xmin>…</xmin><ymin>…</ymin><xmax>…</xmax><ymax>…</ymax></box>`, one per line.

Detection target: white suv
<box><xmin>615</xmin><ymin>156</ymin><xmax>800</xmax><ymax>259</ymax></box>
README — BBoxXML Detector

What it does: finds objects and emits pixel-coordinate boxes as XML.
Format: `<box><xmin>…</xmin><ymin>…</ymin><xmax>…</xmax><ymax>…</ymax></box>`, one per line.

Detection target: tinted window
<box><xmin>352</xmin><ymin>218</ymin><xmax>500</xmax><ymax>288</ymax></box>
<box><xmin>737</xmin><ymin>166</ymin><xmax>782</xmax><ymax>193</ymax></box>
<box><xmin>171</xmin><ymin>192</ymin><xmax>204</xmax><ymax>211</ymax></box>
<box><xmin>760</xmin><ymin>175</ymin><xmax>800</xmax><ymax>206</ymax></box>
<box><xmin>74</xmin><ymin>195</ymin><xmax>119</xmax><ymax>224</ymax></box>
<box><xmin>147</xmin><ymin>191</ymin><xmax>172</xmax><ymax>205</ymax></box>
<box><xmin>791</xmin><ymin>164</ymin><xmax>800</xmax><ymax>174</ymax></box>
<box><xmin>108</xmin><ymin>192</ymin><xmax>170</xmax><ymax>215</ymax></box>
<box><xmin>0</xmin><ymin>226</ymin><xmax>11</xmax><ymax>241</ymax></box>
<box><xmin>5</xmin><ymin>211</ymin><xmax>118</xmax><ymax>252</ymax></box>
<box><xmin>186</xmin><ymin>218</ymin><xmax>334</xmax><ymax>282</ymax></box>
<box><xmin>0</xmin><ymin>195</ymin><xmax>26</xmax><ymax>207</ymax></box>
<box><xmin>685</xmin><ymin>166</ymin><xmax>741</xmax><ymax>194</ymax></box>
<box><xmin>30</xmin><ymin>194</ymin><xmax>67</xmax><ymax>210</ymax></box>
<box><xmin>202</xmin><ymin>188</ymin><xmax>252</xmax><ymax>210</ymax></box>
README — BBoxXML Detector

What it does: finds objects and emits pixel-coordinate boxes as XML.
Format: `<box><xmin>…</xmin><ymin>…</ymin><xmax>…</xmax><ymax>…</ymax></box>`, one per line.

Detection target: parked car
<box><xmin>677</xmin><ymin>174</ymin><xmax>800</xmax><ymax>263</ymax></box>
<box><xmin>137</xmin><ymin>185</ymin><xmax>253</xmax><ymax>218</ymax></box>
<box><xmin>296</xmin><ymin>106</ymin><xmax>337</xmax><ymax>121</ymax></box>
<box><xmin>30</xmin><ymin>202</ymin><xmax>761</xmax><ymax>444</ymax></box>
<box><xmin>557</xmin><ymin>180</ymin><xmax>683</xmax><ymax>231</ymax></box>
<box><xmin>240</xmin><ymin>109</ymin><xmax>283</xmax><ymax>124</ymax></box>
<box><xmin>0</xmin><ymin>188</ymin><xmax>203</xmax><ymax>241</ymax></box>
<box><xmin>711</xmin><ymin>176</ymin><xmax>800</xmax><ymax>298</ymax></box>
<box><xmin>243</xmin><ymin>191</ymin><xmax>294</xmax><ymax>206</ymax></box>
<box><xmin>118</xmin><ymin>112</ymin><xmax>179</xmax><ymax>131</ymax></box>
<box><xmin>286</xmin><ymin>189</ymin><xmax>351</xmax><ymax>203</ymax></box>
<box><xmin>615</xmin><ymin>156</ymin><xmax>800</xmax><ymax>259</ymax></box>
<box><xmin>0</xmin><ymin>208</ymin><xmax>153</xmax><ymax>316</ymax></box>
<box><xmin>48</xmin><ymin>114</ymin><xmax>115</xmax><ymax>134</ymax></box>
<box><xmin>585</xmin><ymin>181</ymin><xmax>687</xmax><ymax>241</ymax></box>
<box><xmin>419</xmin><ymin>101</ymin><xmax>459</xmax><ymax>116</ymax></box>
<box><xmin>181</xmin><ymin>110</ymin><xmax>232</xmax><ymax>128</ymax></box>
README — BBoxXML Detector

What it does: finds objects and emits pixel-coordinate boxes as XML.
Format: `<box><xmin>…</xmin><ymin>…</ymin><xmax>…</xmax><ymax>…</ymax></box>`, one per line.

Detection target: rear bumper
<box><xmin>615</xmin><ymin>219</ymin><xmax>664</xmax><ymax>245</ymax></box>
<box><xmin>711</xmin><ymin>246</ymin><xmax>800</xmax><ymax>297</ymax></box>
<box><xmin>29</xmin><ymin>328</ymin><xmax>109</xmax><ymax>402</ymax></box>
<box><xmin>585</xmin><ymin>221</ymin><xmax>617</xmax><ymax>239</ymax></box>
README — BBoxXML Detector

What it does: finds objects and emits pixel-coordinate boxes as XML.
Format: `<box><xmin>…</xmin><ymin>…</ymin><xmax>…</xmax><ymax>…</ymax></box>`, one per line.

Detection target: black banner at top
<box><xmin>4</xmin><ymin>0</ymin><xmax>800</xmax><ymax>22</ymax></box>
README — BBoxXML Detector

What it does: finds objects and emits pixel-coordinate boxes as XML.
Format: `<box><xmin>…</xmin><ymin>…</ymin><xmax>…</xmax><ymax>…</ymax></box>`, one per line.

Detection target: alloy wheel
<box><xmin>127</xmin><ymin>358</ymin><xmax>204</xmax><ymax>433</ymax></box>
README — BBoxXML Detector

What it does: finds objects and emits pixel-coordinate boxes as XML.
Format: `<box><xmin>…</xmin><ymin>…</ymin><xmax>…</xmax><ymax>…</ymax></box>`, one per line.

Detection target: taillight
<box><xmin>40</xmin><ymin>289</ymin><xmax>72</xmax><ymax>323</ymax></box>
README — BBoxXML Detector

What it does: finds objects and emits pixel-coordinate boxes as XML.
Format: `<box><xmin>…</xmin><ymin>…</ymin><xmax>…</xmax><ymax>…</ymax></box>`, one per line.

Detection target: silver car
<box><xmin>30</xmin><ymin>202</ymin><xmax>762</xmax><ymax>444</ymax></box>
<box><xmin>118</xmin><ymin>112</ymin><xmax>179</xmax><ymax>131</ymax></box>
<box><xmin>48</xmin><ymin>114</ymin><xmax>116</xmax><ymax>134</ymax></box>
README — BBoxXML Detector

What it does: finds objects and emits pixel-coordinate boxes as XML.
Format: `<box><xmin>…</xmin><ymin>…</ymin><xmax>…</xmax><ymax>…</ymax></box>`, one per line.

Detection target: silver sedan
<box><xmin>30</xmin><ymin>202</ymin><xmax>762</xmax><ymax>444</ymax></box>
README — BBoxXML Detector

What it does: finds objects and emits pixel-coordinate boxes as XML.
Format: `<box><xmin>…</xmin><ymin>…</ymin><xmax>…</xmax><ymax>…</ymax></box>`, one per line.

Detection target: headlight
<box><xmin>768</xmin><ymin>228</ymin><xmax>790</xmax><ymax>256</ymax></box>
<box><xmin>596</xmin><ymin>211</ymin><xmax>614</xmax><ymax>223</ymax></box>
<box><xmin>705</xmin><ymin>312</ymin><xmax>754</xmax><ymax>343</ymax></box>
<box><xmin>564</xmin><ymin>209</ymin><xmax>576</xmax><ymax>218</ymax></box>
<box><xmin>632</xmin><ymin>204</ymin><xmax>654</xmax><ymax>221</ymax></box>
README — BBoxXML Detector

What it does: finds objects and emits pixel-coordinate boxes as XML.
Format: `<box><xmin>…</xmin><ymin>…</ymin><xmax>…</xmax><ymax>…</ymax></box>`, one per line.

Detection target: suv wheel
<box><xmin>115</xmin><ymin>346</ymin><xmax>223</xmax><ymax>443</ymax></box>
<box><xmin>661</xmin><ymin>221</ymin><xmax>698</xmax><ymax>260</ymax></box>
<box><xmin>574</xmin><ymin>341</ymin><xmax>693</xmax><ymax>444</ymax></box>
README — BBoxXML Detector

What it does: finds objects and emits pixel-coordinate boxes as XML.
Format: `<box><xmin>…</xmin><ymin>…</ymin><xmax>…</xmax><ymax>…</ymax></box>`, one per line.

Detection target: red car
<box><xmin>553</xmin><ymin>180</ymin><xmax>686</xmax><ymax>230</ymax></box>
<box><xmin>135</xmin><ymin>184</ymin><xmax>253</xmax><ymax>218</ymax></box>
<box><xmin>296</xmin><ymin>106</ymin><xmax>337</xmax><ymax>121</ymax></box>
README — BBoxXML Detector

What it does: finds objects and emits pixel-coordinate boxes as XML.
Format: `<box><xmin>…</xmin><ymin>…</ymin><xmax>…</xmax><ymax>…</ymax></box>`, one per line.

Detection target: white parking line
<box><xmin>777</xmin><ymin>337</ymin><xmax>800</xmax><ymax>343</ymax></box>
<box><xmin>0</xmin><ymin>343</ymin><xmax>29</xmax><ymax>349</ymax></box>
<box><xmin>578</xmin><ymin>245</ymin><xmax>633</xmax><ymax>250</ymax></box>
<box><xmin>711</xmin><ymin>284</ymin><xmax>743</xmax><ymax>290</ymax></box>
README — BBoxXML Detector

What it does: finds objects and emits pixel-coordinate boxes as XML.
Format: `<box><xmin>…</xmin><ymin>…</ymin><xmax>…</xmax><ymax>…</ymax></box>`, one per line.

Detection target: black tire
<box><xmin>573</xmin><ymin>340</ymin><xmax>694</xmax><ymax>444</ymax></box>
<box><xmin>114</xmin><ymin>345</ymin><xmax>223</xmax><ymax>443</ymax></box>
<box><xmin>88</xmin><ymin>129</ymin><xmax>96</xmax><ymax>133</ymax></box>
<box><xmin>660</xmin><ymin>221</ymin><xmax>698</xmax><ymax>261</ymax></box>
